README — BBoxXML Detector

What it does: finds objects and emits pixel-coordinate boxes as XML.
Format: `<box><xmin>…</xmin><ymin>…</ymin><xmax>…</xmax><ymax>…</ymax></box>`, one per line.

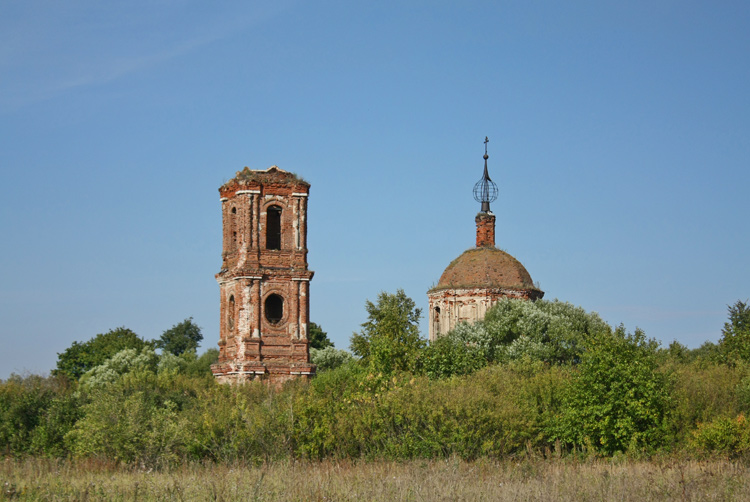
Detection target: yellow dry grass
<box><xmin>2</xmin><ymin>456</ymin><xmax>749</xmax><ymax>501</ymax></box>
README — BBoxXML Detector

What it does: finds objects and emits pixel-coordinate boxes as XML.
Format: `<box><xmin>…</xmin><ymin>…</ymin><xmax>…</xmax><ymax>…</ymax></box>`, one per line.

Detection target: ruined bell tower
<box><xmin>211</xmin><ymin>166</ymin><xmax>315</xmax><ymax>384</ymax></box>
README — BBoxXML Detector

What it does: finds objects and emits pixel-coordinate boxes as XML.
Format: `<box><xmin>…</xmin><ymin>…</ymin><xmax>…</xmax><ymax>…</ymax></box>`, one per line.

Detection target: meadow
<box><xmin>3</xmin><ymin>456</ymin><xmax>750</xmax><ymax>501</ymax></box>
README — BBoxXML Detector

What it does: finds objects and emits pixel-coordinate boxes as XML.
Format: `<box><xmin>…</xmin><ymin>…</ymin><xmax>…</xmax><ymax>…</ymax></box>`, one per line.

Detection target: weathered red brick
<box><xmin>211</xmin><ymin>166</ymin><xmax>315</xmax><ymax>385</ymax></box>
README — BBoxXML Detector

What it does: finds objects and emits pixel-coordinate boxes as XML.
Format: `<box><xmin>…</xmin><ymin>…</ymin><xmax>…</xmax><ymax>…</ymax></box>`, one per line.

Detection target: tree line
<box><xmin>1</xmin><ymin>294</ymin><xmax>749</xmax><ymax>465</ymax></box>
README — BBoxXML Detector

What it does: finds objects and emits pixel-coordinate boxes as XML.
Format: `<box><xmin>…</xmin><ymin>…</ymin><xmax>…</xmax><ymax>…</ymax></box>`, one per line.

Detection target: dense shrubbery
<box><xmin>419</xmin><ymin>299</ymin><xmax>609</xmax><ymax>378</ymax></box>
<box><xmin>310</xmin><ymin>347</ymin><xmax>354</xmax><ymax>372</ymax></box>
<box><xmin>555</xmin><ymin>327</ymin><xmax>671</xmax><ymax>454</ymax></box>
<box><xmin>0</xmin><ymin>374</ymin><xmax>78</xmax><ymax>457</ymax></box>
<box><xmin>2</xmin><ymin>297</ymin><xmax>749</xmax><ymax>464</ymax></box>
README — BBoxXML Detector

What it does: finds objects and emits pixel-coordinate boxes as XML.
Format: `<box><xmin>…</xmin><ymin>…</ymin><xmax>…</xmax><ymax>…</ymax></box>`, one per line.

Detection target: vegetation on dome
<box><xmin>428</xmin><ymin>247</ymin><xmax>541</xmax><ymax>292</ymax></box>
<box><xmin>221</xmin><ymin>166</ymin><xmax>309</xmax><ymax>189</ymax></box>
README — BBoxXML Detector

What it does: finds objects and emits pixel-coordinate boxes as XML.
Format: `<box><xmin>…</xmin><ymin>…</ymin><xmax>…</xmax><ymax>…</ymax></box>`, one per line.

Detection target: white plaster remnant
<box><xmin>239</xmin><ymin>284</ymin><xmax>252</xmax><ymax>334</ymax></box>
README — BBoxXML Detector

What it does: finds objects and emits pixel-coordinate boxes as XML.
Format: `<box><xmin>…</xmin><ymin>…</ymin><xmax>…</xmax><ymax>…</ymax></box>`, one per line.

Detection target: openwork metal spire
<box><xmin>472</xmin><ymin>136</ymin><xmax>498</xmax><ymax>212</ymax></box>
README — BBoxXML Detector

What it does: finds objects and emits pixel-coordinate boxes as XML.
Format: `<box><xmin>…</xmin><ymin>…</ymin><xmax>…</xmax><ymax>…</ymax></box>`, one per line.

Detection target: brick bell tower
<box><xmin>211</xmin><ymin>166</ymin><xmax>315</xmax><ymax>384</ymax></box>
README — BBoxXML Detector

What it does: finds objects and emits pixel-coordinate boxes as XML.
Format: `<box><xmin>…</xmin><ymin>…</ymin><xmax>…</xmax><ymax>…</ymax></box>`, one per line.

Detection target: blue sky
<box><xmin>1</xmin><ymin>1</ymin><xmax>748</xmax><ymax>378</ymax></box>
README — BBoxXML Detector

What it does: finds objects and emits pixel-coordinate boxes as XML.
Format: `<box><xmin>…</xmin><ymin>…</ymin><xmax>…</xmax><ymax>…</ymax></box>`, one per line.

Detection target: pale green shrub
<box><xmin>310</xmin><ymin>347</ymin><xmax>354</xmax><ymax>372</ymax></box>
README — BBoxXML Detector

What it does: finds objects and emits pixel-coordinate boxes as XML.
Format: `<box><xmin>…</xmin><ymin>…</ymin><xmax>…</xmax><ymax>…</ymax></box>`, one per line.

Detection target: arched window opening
<box><xmin>434</xmin><ymin>306</ymin><xmax>441</xmax><ymax>333</ymax></box>
<box><xmin>227</xmin><ymin>207</ymin><xmax>237</xmax><ymax>253</ymax></box>
<box><xmin>266</xmin><ymin>205</ymin><xmax>282</xmax><ymax>250</ymax></box>
<box><xmin>228</xmin><ymin>295</ymin><xmax>235</xmax><ymax>331</ymax></box>
<box><xmin>265</xmin><ymin>294</ymin><xmax>284</xmax><ymax>324</ymax></box>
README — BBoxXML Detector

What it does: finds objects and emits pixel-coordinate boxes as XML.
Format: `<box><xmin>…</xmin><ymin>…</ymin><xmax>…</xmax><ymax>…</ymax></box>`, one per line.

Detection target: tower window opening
<box><xmin>266</xmin><ymin>205</ymin><xmax>282</xmax><ymax>250</ymax></box>
<box><xmin>265</xmin><ymin>294</ymin><xmax>284</xmax><ymax>324</ymax></box>
<box><xmin>228</xmin><ymin>207</ymin><xmax>238</xmax><ymax>252</ymax></box>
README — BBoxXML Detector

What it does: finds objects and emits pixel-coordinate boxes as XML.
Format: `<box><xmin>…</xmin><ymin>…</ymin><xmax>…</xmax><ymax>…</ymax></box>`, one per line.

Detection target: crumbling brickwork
<box><xmin>475</xmin><ymin>212</ymin><xmax>496</xmax><ymax>247</ymax></box>
<box><xmin>211</xmin><ymin>166</ymin><xmax>315</xmax><ymax>384</ymax></box>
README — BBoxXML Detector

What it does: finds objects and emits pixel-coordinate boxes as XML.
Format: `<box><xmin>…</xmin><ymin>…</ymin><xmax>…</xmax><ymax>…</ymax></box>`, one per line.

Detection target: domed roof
<box><xmin>431</xmin><ymin>247</ymin><xmax>538</xmax><ymax>292</ymax></box>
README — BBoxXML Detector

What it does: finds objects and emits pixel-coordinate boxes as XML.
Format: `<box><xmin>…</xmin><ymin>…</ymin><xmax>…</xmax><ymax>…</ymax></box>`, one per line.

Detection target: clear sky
<box><xmin>1</xmin><ymin>1</ymin><xmax>749</xmax><ymax>378</ymax></box>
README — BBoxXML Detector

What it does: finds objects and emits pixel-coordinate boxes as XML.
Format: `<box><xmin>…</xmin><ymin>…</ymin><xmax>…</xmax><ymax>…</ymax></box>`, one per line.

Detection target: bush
<box><xmin>310</xmin><ymin>347</ymin><xmax>354</xmax><ymax>372</ymax></box>
<box><xmin>0</xmin><ymin>375</ymin><xmax>74</xmax><ymax>456</ymax></box>
<box><xmin>65</xmin><ymin>371</ymin><xmax>210</xmax><ymax>466</ymax></box>
<box><xmin>420</xmin><ymin>299</ymin><xmax>610</xmax><ymax>379</ymax></box>
<box><xmin>692</xmin><ymin>414</ymin><xmax>750</xmax><ymax>456</ymax></box>
<box><xmin>292</xmin><ymin>362</ymin><xmax>569</xmax><ymax>460</ymax></box>
<box><xmin>483</xmin><ymin>299</ymin><xmax>610</xmax><ymax>365</ymax></box>
<box><xmin>79</xmin><ymin>347</ymin><xmax>158</xmax><ymax>389</ymax></box>
<box><xmin>667</xmin><ymin>361</ymin><xmax>746</xmax><ymax>447</ymax></box>
<box><xmin>419</xmin><ymin>330</ymin><xmax>486</xmax><ymax>379</ymax></box>
<box><xmin>28</xmin><ymin>389</ymin><xmax>81</xmax><ymax>457</ymax></box>
<box><xmin>556</xmin><ymin>326</ymin><xmax>671</xmax><ymax>454</ymax></box>
<box><xmin>183</xmin><ymin>381</ymin><xmax>295</xmax><ymax>463</ymax></box>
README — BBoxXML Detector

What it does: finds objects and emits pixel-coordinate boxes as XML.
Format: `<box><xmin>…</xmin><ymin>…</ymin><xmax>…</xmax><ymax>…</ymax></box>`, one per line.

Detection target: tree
<box><xmin>349</xmin><ymin>289</ymin><xmax>424</xmax><ymax>374</ymax></box>
<box><xmin>690</xmin><ymin>340</ymin><xmax>720</xmax><ymax>362</ymax></box>
<box><xmin>481</xmin><ymin>298</ymin><xmax>610</xmax><ymax>365</ymax></box>
<box><xmin>53</xmin><ymin>327</ymin><xmax>150</xmax><ymax>380</ymax></box>
<box><xmin>719</xmin><ymin>300</ymin><xmax>750</xmax><ymax>363</ymax></box>
<box><xmin>557</xmin><ymin>326</ymin><xmax>671</xmax><ymax>454</ymax></box>
<box><xmin>420</xmin><ymin>299</ymin><xmax>611</xmax><ymax>379</ymax></box>
<box><xmin>310</xmin><ymin>347</ymin><xmax>353</xmax><ymax>372</ymax></box>
<box><xmin>156</xmin><ymin>318</ymin><xmax>203</xmax><ymax>356</ymax></box>
<box><xmin>157</xmin><ymin>348</ymin><xmax>219</xmax><ymax>377</ymax></box>
<box><xmin>79</xmin><ymin>347</ymin><xmax>158</xmax><ymax>389</ymax></box>
<box><xmin>309</xmin><ymin>322</ymin><xmax>334</xmax><ymax>350</ymax></box>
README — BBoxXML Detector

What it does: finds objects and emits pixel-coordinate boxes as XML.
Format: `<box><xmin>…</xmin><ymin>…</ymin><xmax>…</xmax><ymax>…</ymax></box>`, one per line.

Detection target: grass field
<box><xmin>2</xmin><ymin>456</ymin><xmax>750</xmax><ymax>501</ymax></box>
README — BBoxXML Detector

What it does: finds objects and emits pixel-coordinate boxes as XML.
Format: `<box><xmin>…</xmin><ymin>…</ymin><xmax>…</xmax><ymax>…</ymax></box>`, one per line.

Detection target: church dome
<box><xmin>431</xmin><ymin>247</ymin><xmax>538</xmax><ymax>292</ymax></box>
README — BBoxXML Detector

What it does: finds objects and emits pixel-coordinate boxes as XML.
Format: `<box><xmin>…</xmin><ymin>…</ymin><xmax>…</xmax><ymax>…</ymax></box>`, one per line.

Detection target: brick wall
<box><xmin>212</xmin><ymin>167</ymin><xmax>315</xmax><ymax>385</ymax></box>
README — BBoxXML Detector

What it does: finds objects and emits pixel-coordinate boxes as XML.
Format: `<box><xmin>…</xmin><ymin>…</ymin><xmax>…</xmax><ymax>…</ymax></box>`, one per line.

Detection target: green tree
<box><xmin>0</xmin><ymin>374</ymin><xmax>72</xmax><ymax>455</ymax></box>
<box><xmin>719</xmin><ymin>300</ymin><xmax>750</xmax><ymax>363</ymax></box>
<box><xmin>184</xmin><ymin>348</ymin><xmax>219</xmax><ymax>377</ymax></box>
<box><xmin>690</xmin><ymin>340</ymin><xmax>720</xmax><ymax>362</ymax></box>
<box><xmin>309</xmin><ymin>322</ymin><xmax>334</xmax><ymax>350</ymax></box>
<box><xmin>350</xmin><ymin>289</ymin><xmax>424</xmax><ymax>374</ymax></box>
<box><xmin>556</xmin><ymin>326</ymin><xmax>671</xmax><ymax>454</ymax></box>
<box><xmin>53</xmin><ymin>327</ymin><xmax>150</xmax><ymax>380</ymax></box>
<box><xmin>156</xmin><ymin>318</ymin><xmax>203</xmax><ymax>356</ymax></box>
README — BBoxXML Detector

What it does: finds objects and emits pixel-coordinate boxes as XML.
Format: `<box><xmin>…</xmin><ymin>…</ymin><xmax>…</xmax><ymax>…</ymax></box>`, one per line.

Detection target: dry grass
<box><xmin>2</xmin><ymin>456</ymin><xmax>749</xmax><ymax>501</ymax></box>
